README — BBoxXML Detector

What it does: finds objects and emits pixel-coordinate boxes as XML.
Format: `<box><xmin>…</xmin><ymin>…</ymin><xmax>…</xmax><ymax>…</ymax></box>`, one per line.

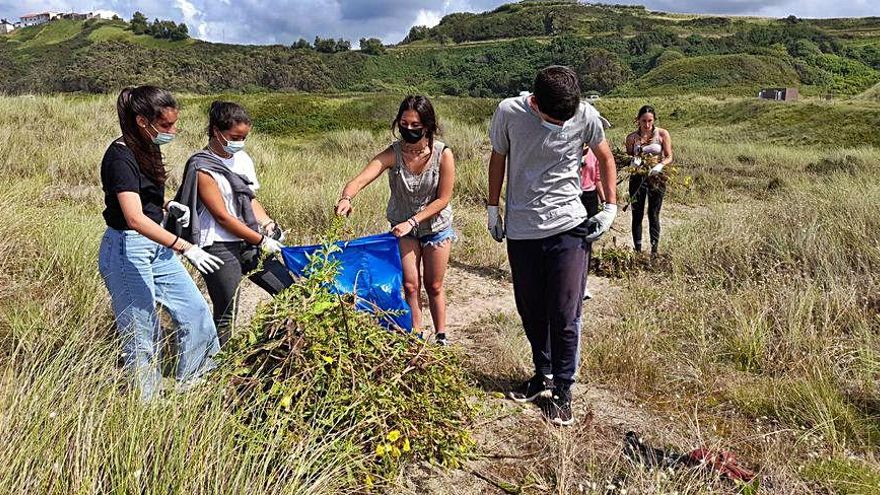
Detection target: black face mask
<box><xmin>398</xmin><ymin>124</ymin><xmax>425</xmax><ymax>144</ymax></box>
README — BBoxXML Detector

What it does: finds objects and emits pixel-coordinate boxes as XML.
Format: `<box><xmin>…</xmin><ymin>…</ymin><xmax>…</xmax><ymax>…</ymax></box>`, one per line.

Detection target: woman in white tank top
<box><xmin>625</xmin><ymin>105</ymin><xmax>674</xmax><ymax>255</ymax></box>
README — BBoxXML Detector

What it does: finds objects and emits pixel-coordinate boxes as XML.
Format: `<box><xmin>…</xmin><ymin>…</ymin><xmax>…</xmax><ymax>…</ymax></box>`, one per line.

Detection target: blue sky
<box><xmin>1</xmin><ymin>1</ymin><xmax>876</xmax><ymax>46</ymax></box>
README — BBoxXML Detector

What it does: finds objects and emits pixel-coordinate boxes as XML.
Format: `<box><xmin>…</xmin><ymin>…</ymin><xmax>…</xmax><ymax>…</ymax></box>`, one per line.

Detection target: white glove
<box><xmin>487</xmin><ymin>205</ymin><xmax>504</xmax><ymax>242</ymax></box>
<box><xmin>631</xmin><ymin>156</ymin><xmax>643</xmax><ymax>168</ymax></box>
<box><xmin>166</xmin><ymin>201</ymin><xmax>190</xmax><ymax>228</ymax></box>
<box><xmin>584</xmin><ymin>203</ymin><xmax>617</xmax><ymax>243</ymax></box>
<box><xmin>649</xmin><ymin>163</ymin><xmax>665</xmax><ymax>176</ymax></box>
<box><xmin>265</xmin><ymin>221</ymin><xmax>286</xmax><ymax>242</ymax></box>
<box><xmin>182</xmin><ymin>245</ymin><xmax>224</xmax><ymax>274</ymax></box>
<box><xmin>260</xmin><ymin>235</ymin><xmax>284</xmax><ymax>255</ymax></box>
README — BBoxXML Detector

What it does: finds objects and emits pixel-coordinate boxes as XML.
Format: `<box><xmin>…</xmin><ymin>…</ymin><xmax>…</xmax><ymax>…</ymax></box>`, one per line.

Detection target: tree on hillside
<box><xmin>292</xmin><ymin>38</ymin><xmax>312</xmax><ymax>50</ymax></box>
<box><xmin>359</xmin><ymin>37</ymin><xmax>385</xmax><ymax>56</ymax></box>
<box><xmin>130</xmin><ymin>12</ymin><xmax>148</xmax><ymax>35</ymax></box>
<box><xmin>404</xmin><ymin>25</ymin><xmax>430</xmax><ymax>43</ymax></box>
<box><xmin>576</xmin><ymin>48</ymin><xmax>632</xmax><ymax>93</ymax></box>
<box><xmin>170</xmin><ymin>23</ymin><xmax>188</xmax><ymax>41</ymax></box>
<box><xmin>314</xmin><ymin>36</ymin><xmax>351</xmax><ymax>53</ymax></box>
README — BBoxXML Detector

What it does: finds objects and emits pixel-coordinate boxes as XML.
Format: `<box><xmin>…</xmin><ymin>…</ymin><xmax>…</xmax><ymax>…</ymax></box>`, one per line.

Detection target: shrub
<box><xmin>224</xmin><ymin>242</ymin><xmax>477</xmax><ymax>484</ymax></box>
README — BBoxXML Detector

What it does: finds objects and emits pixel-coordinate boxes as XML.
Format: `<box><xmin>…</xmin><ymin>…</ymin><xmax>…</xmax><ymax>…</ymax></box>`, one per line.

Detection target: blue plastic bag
<box><xmin>281</xmin><ymin>233</ymin><xmax>413</xmax><ymax>331</ymax></box>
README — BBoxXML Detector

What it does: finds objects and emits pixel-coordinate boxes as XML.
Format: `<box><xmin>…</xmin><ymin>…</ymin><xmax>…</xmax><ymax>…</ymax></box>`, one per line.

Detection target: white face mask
<box><xmin>541</xmin><ymin>120</ymin><xmax>564</xmax><ymax>132</ymax></box>
<box><xmin>530</xmin><ymin>96</ymin><xmax>564</xmax><ymax>132</ymax></box>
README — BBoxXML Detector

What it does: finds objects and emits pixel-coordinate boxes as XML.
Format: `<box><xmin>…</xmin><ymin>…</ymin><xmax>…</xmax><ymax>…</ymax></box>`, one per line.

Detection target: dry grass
<box><xmin>2</xmin><ymin>92</ymin><xmax>880</xmax><ymax>493</ymax></box>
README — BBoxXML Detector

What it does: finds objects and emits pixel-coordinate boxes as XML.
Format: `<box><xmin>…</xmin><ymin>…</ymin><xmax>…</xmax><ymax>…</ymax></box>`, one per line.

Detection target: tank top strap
<box><xmin>390</xmin><ymin>141</ymin><xmax>404</xmax><ymax>171</ymax></box>
<box><xmin>429</xmin><ymin>140</ymin><xmax>446</xmax><ymax>171</ymax></box>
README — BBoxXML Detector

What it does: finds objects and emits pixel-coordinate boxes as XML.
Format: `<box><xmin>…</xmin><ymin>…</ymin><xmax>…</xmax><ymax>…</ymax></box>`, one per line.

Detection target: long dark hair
<box><xmin>636</xmin><ymin>105</ymin><xmax>656</xmax><ymax>134</ymax></box>
<box><xmin>392</xmin><ymin>95</ymin><xmax>439</xmax><ymax>147</ymax></box>
<box><xmin>116</xmin><ymin>86</ymin><xmax>177</xmax><ymax>185</ymax></box>
<box><xmin>206</xmin><ymin>100</ymin><xmax>251</xmax><ymax>138</ymax></box>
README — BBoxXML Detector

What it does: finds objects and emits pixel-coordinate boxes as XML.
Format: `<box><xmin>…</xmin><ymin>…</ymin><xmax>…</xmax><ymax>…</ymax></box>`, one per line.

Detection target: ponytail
<box><xmin>116</xmin><ymin>86</ymin><xmax>177</xmax><ymax>185</ymax></box>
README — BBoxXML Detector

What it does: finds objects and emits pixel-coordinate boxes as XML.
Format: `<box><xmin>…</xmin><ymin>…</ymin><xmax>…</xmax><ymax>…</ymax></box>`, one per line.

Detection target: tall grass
<box><xmin>3</xmin><ymin>92</ymin><xmax>880</xmax><ymax>492</ymax></box>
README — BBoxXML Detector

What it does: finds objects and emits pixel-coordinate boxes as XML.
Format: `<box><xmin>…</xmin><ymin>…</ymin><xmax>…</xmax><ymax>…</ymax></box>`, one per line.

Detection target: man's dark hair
<box><xmin>206</xmin><ymin>101</ymin><xmax>252</xmax><ymax>138</ymax></box>
<box><xmin>532</xmin><ymin>65</ymin><xmax>581</xmax><ymax>121</ymax></box>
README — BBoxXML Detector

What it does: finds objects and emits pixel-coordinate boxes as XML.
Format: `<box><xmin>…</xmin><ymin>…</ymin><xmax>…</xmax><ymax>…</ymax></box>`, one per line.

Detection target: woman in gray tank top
<box><xmin>335</xmin><ymin>96</ymin><xmax>456</xmax><ymax>345</ymax></box>
<box><xmin>625</xmin><ymin>105</ymin><xmax>674</xmax><ymax>255</ymax></box>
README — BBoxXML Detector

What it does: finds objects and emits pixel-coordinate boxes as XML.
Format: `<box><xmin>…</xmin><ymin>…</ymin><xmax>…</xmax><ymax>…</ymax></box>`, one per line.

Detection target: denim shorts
<box><xmin>405</xmin><ymin>226</ymin><xmax>457</xmax><ymax>248</ymax></box>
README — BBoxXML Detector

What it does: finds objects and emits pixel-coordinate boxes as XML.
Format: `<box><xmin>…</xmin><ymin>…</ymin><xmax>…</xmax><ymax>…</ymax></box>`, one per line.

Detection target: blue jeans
<box><xmin>405</xmin><ymin>226</ymin><xmax>457</xmax><ymax>248</ymax></box>
<box><xmin>98</xmin><ymin>228</ymin><xmax>220</xmax><ymax>401</ymax></box>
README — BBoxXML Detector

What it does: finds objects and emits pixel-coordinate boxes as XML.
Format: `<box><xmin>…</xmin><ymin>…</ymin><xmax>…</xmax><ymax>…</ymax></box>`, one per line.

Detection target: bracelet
<box><xmin>407</xmin><ymin>217</ymin><xmax>419</xmax><ymax>228</ymax></box>
<box><xmin>260</xmin><ymin>218</ymin><xmax>274</xmax><ymax>228</ymax></box>
<box><xmin>338</xmin><ymin>195</ymin><xmax>353</xmax><ymax>204</ymax></box>
<box><xmin>167</xmin><ymin>235</ymin><xmax>179</xmax><ymax>250</ymax></box>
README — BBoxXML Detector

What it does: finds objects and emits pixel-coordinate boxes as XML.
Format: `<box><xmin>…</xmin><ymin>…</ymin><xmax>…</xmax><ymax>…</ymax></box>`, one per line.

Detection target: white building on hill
<box><xmin>20</xmin><ymin>12</ymin><xmax>53</xmax><ymax>27</ymax></box>
<box><xmin>0</xmin><ymin>19</ymin><xmax>15</xmax><ymax>34</ymax></box>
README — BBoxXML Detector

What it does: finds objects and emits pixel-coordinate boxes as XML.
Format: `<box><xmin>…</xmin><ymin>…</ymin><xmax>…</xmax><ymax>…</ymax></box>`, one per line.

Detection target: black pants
<box><xmin>202</xmin><ymin>241</ymin><xmax>294</xmax><ymax>346</ymax></box>
<box><xmin>629</xmin><ymin>175</ymin><xmax>665</xmax><ymax>253</ymax></box>
<box><xmin>507</xmin><ymin>223</ymin><xmax>588</xmax><ymax>388</ymax></box>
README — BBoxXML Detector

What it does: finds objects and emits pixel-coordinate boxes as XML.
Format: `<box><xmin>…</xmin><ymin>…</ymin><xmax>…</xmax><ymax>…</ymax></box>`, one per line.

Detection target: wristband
<box><xmin>407</xmin><ymin>217</ymin><xmax>419</xmax><ymax>228</ymax></box>
<box><xmin>167</xmin><ymin>235</ymin><xmax>179</xmax><ymax>250</ymax></box>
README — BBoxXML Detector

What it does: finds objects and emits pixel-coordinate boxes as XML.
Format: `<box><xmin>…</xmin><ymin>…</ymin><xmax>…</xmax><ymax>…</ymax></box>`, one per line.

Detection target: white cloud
<box><xmin>414</xmin><ymin>9</ymin><xmax>442</xmax><ymax>28</ymax></box>
<box><xmin>92</xmin><ymin>9</ymin><xmax>121</xmax><ymax>19</ymax></box>
<box><xmin>1</xmin><ymin>0</ymin><xmax>877</xmax><ymax>46</ymax></box>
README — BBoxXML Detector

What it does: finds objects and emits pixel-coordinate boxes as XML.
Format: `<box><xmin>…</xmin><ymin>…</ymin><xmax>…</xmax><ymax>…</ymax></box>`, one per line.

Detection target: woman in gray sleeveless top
<box><xmin>625</xmin><ymin>105</ymin><xmax>674</xmax><ymax>255</ymax></box>
<box><xmin>335</xmin><ymin>96</ymin><xmax>457</xmax><ymax>345</ymax></box>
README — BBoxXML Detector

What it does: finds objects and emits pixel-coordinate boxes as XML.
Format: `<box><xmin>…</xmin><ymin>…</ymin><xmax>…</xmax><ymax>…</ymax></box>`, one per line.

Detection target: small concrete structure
<box><xmin>758</xmin><ymin>87</ymin><xmax>799</xmax><ymax>102</ymax></box>
<box><xmin>0</xmin><ymin>19</ymin><xmax>15</xmax><ymax>34</ymax></box>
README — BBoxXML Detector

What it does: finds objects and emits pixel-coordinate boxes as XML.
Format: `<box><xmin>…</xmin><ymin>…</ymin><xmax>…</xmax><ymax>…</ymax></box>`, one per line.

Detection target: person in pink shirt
<box><xmin>580</xmin><ymin>116</ymin><xmax>611</xmax><ymax>300</ymax></box>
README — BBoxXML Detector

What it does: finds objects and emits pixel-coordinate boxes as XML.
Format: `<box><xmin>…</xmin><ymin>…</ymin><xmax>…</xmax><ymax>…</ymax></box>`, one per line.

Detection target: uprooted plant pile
<box><xmin>222</xmin><ymin>244</ymin><xmax>477</xmax><ymax>487</ymax></box>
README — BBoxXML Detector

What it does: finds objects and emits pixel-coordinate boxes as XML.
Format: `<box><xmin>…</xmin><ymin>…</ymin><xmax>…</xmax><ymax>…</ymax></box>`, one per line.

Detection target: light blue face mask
<box><xmin>220</xmin><ymin>133</ymin><xmax>246</xmax><ymax>154</ymax></box>
<box><xmin>541</xmin><ymin>120</ymin><xmax>564</xmax><ymax>132</ymax></box>
<box><xmin>150</xmin><ymin>123</ymin><xmax>175</xmax><ymax>146</ymax></box>
<box><xmin>531</xmin><ymin>98</ymin><xmax>565</xmax><ymax>132</ymax></box>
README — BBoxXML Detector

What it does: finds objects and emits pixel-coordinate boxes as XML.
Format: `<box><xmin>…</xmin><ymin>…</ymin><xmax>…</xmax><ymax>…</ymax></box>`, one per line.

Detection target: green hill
<box><xmin>613</xmin><ymin>54</ymin><xmax>801</xmax><ymax>96</ymax></box>
<box><xmin>0</xmin><ymin>2</ymin><xmax>878</xmax><ymax>97</ymax></box>
<box><xmin>857</xmin><ymin>81</ymin><xmax>880</xmax><ymax>100</ymax></box>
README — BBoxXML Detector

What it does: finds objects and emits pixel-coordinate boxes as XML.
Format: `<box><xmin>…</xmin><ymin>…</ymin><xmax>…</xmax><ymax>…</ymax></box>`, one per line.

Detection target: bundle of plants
<box><xmin>221</xmin><ymin>244</ymin><xmax>476</xmax><ymax>487</ymax></box>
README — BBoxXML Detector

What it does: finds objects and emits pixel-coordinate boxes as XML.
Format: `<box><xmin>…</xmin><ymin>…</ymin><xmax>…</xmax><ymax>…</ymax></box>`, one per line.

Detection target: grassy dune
<box><xmin>613</xmin><ymin>54</ymin><xmax>801</xmax><ymax>97</ymax></box>
<box><xmin>1</xmin><ymin>92</ymin><xmax>879</xmax><ymax>493</ymax></box>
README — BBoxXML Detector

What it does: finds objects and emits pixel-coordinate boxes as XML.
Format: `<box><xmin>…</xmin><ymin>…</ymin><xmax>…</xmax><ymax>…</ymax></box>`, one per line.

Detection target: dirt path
<box><xmin>232</xmin><ymin>203</ymin><xmax>711</xmax><ymax>494</ymax></box>
<box><xmin>399</xmin><ymin>265</ymin><xmax>675</xmax><ymax>494</ymax></box>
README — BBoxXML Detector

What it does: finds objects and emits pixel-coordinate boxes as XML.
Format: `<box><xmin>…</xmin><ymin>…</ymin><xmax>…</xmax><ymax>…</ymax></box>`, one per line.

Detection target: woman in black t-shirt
<box><xmin>98</xmin><ymin>86</ymin><xmax>223</xmax><ymax>402</ymax></box>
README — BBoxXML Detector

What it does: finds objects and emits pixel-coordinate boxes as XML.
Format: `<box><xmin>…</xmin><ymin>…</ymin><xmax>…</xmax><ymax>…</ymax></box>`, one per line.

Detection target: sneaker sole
<box><xmin>508</xmin><ymin>389</ymin><xmax>552</xmax><ymax>403</ymax></box>
<box><xmin>551</xmin><ymin>416</ymin><xmax>575</xmax><ymax>426</ymax></box>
